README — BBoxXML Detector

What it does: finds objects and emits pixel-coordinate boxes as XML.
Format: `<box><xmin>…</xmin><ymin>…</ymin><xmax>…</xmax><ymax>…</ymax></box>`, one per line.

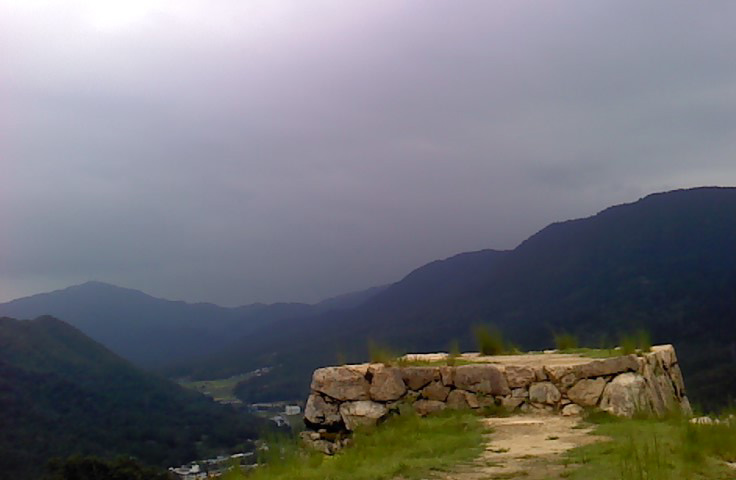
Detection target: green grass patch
<box><xmin>180</xmin><ymin>373</ymin><xmax>254</xmax><ymax>403</ymax></box>
<box><xmin>556</xmin><ymin>347</ymin><xmax>625</xmax><ymax>359</ymax></box>
<box><xmin>561</xmin><ymin>415</ymin><xmax>736</xmax><ymax>479</ymax></box>
<box><xmin>399</xmin><ymin>357</ymin><xmax>479</xmax><ymax>367</ymax></box>
<box><xmin>226</xmin><ymin>410</ymin><xmax>486</xmax><ymax>480</ymax></box>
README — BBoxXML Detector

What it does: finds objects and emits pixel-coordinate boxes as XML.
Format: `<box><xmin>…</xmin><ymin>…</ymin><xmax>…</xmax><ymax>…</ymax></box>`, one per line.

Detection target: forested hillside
<box><xmin>0</xmin><ymin>316</ymin><xmax>268</xmax><ymax>480</ymax></box>
<box><xmin>185</xmin><ymin>187</ymin><xmax>736</xmax><ymax>410</ymax></box>
<box><xmin>0</xmin><ymin>281</ymin><xmax>384</xmax><ymax>369</ymax></box>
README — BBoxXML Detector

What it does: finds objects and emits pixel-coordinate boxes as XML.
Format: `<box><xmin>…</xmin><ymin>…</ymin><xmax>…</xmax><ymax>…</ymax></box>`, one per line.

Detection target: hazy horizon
<box><xmin>3</xmin><ymin>1</ymin><xmax>736</xmax><ymax>305</ymax></box>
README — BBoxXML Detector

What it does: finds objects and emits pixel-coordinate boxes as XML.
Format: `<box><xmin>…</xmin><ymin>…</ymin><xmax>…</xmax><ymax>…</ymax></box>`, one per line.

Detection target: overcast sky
<box><xmin>2</xmin><ymin>1</ymin><xmax>736</xmax><ymax>305</ymax></box>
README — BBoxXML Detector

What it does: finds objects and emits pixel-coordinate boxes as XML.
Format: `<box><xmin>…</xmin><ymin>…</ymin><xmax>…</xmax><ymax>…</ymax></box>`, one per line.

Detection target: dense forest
<box><xmin>0</xmin><ymin>316</ymin><xmax>269</xmax><ymax>480</ymax></box>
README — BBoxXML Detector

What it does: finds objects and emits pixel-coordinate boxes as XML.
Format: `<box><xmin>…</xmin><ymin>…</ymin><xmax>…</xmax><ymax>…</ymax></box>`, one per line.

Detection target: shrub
<box><xmin>554</xmin><ymin>332</ymin><xmax>579</xmax><ymax>351</ymax></box>
<box><xmin>447</xmin><ymin>340</ymin><xmax>461</xmax><ymax>366</ymax></box>
<box><xmin>368</xmin><ymin>342</ymin><xmax>401</xmax><ymax>366</ymax></box>
<box><xmin>473</xmin><ymin>324</ymin><xmax>506</xmax><ymax>356</ymax></box>
<box><xmin>619</xmin><ymin>329</ymin><xmax>652</xmax><ymax>355</ymax></box>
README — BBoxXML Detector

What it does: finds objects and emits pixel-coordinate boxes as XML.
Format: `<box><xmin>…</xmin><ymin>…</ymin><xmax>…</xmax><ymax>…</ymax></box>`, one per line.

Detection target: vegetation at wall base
<box><xmin>224</xmin><ymin>410</ymin><xmax>486</xmax><ymax>480</ymax></box>
<box><xmin>561</xmin><ymin>414</ymin><xmax>736</xmax><ymax>479</ymax></box>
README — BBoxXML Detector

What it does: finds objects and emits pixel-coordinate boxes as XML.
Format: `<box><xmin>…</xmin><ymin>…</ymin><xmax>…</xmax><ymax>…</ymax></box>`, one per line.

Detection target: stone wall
<box><xmin>301</xmin><ymin>345</ymin><xmax>690</xmax><ymax>451</ymax></box>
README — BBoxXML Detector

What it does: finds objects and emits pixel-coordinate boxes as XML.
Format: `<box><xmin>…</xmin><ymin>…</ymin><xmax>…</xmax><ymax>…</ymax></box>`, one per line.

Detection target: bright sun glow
<box><xmin>81</xmin><ymin>0</ymin><xmax>165</xmax><ymax>32</ymax></box>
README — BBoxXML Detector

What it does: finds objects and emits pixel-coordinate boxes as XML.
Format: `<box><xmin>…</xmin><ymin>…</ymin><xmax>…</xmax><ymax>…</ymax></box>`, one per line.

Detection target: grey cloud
<box><xmin>2</xmin><ymin>1</ymin><xmax>736</xmax><ymax>305</ymax></box>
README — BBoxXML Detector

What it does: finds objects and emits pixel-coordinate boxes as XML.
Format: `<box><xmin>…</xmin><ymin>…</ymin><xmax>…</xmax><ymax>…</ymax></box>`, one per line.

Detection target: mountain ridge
<box><xmin>0</xmin><ymin>280</ymin><xmax>388</xmax><ymax>368</ymax></box>
<box><xmin>191</xmin><ymin>187</ymin><xmax>736</xmax><ymax>410</ymax></box>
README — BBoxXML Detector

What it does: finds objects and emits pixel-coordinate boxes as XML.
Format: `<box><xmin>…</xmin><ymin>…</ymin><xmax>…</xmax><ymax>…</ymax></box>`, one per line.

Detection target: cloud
<box><xmin>2</xmin><ymin>1</ymin><xmax>736</xmax><ymax>304</ymax></box>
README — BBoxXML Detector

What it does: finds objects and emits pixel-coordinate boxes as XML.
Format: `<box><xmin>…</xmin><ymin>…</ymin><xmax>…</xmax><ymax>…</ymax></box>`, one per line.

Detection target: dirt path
<box><xmin>440</xmin><ymin>413</ymin><xmax>604</xmax><ymax>480</ymax></box>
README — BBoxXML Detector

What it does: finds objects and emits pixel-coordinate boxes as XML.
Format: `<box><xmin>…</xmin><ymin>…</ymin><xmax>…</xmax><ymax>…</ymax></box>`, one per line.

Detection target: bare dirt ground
<box><xmin>439</xmin><ymin>413</ymin><xmax>605</xmax><ymax>480</ymax></box>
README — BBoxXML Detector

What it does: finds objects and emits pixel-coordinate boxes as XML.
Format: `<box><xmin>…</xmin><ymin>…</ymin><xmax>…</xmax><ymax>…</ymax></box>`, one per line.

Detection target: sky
<box><xmin>2</xmin><ymin>1</ymin><xmax>736</xmax><ymax>306</ymax></box>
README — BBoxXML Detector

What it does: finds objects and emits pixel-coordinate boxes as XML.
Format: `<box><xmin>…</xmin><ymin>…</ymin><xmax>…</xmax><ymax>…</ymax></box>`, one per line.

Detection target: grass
<box><xmin>554</xmin><ymin>332</ymin><xmax>579</xmax><ymax>351</ymax></box>
<box><xmin>180</xmin><ymin>373</ymin><xmax>255</xmax><ymax>403</ymax></box>
<box><xmin>555</xmin><ymin>347</ymin><xmax>624</xmax><ymax>359</ymax></box>
<box><xmin>474</xmin><ymin>324</ymin><xmax>514</xmax><ymax>356</ymax></box>
<box><xmin>560</xmin><ymin>414</ymin><xmax>736</xmax><ymax>479</ymax></box>
<box><xmin>224</xmin><ymin>410</ymin><xmax>486</xmax><ymax>480</ymax></box>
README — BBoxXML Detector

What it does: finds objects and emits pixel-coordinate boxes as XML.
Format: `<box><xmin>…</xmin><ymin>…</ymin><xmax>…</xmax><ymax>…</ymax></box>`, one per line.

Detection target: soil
<box><xmin>438</xmin><ymin>413</ymin><xmax>605</xmax><ymax>480</ymax></box>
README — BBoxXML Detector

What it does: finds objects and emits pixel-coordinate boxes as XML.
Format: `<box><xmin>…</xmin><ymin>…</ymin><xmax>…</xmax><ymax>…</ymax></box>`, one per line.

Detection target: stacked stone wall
<box><xmin>301</xmin><ymin>345</ymin><xmax>690</xmax><ymax>451</ymax></box>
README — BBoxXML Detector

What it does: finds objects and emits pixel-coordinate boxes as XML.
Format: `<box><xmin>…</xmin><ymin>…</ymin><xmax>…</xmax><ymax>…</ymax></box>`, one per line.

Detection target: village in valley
<box><xmin>171</xmin><ymin>371</ymin><xmax>303</xmax><ymax>479</ymax></box>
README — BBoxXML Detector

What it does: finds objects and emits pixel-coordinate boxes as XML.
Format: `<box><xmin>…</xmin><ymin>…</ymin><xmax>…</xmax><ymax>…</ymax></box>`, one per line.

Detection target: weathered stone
<box><xmin>639</xmin><ymin>360</ymin><xmax>672</xmax><ymax>416</ymax></box>
<box><xmin>369</xmin><ymin>366</ymin><xmax>407</xmax><ymax>401</ymax></box>
<box><xmin>312</xmin><ymin>366</ymin><xmax>370</xmax><ymax>401</ymax></box>
<box><xmin>544</xmin><ymin>365</ymin><xmax>573</xmax><ymax>384</ymax></box>
<box><xmin>465</xmin><ymin>391</ymin><xmax>480</xmax><ymax>409</ymax></box>
<box><xmin>545</xmin><ymin>355</ymin><xmax>639</xmax><ymax>384</ymax></box>
<box><xmin>511</xmin><ymin>387</ymin><xmax>529</xmax><ymax>398</ymax></box>
<box><xmin>681</xmin><ymin>396</ymin><xmax>693</xmax><ymax>416</ymax></box>
<box><xmin>446</xmin><ymin>389</ymin><xmax>470</xmax><ymax>409</ymax></box>
<box><xmin>413</xmin><ymin>399</ymin><xmax>447</xmax><ymax>416</ymax></box>
<box><xmin>422</xmin><ymin>381</ymin><xmax>450</xmax><ymax>402</ymax></box>
<box><xmin>562</xmin><ymin>404</ymin><xmax>584</xmax><ymax>416</ymax></box>
<box><xmin>454</xmin><ymin>364</ymin><xmax>510</xmax><ymax>395</ymax></box>
<box><xmin>559</xmin><ymin>373</ymin><xmax>577</xmax><ymax>391</ymax></box>
<box><xmin>567</xmin><ymin>378</ymin><xmax>607</xmax><ymax>407</ymax></box>
<box><xmin>304</xmin><ymin>393</ymin><xmax>342</xmax><ymax>426</ymax></box>
<box><xmin>504</xmin><ymin>365</ymin><xmax>536</xmax><ymax>388</ymax></box>
<box><xmin>339</xmin><ymin>400</ymin><xmax>388</xmax><ymax>430</ymax></box>
<box><xmin>401</xmin><ymin>367</ymin><xmax>440</xmax><ymax>390</ymax></box>
<box><xmin>576</xmin><ymin>355</ymin><xmax>640</xmax><ymax>379</ymax></box>
<box><xmin>439</xmin><ymin>366</ymin><xmax>455</xmax><ymax>386</ymax></box>
<box><xmin>501</xmin><ymin>397</ymin><xmax>524</xmax><ymax>411</ymax></box>
<box><xmin>599</xmin><ymin>373</ymin><xmax>650</xmax><ymax>418</ymax></box>
<box><xmin>652</xmin><ymin>344</ymin><xmax>677</xmax><ymax>368</ymax></box>
<box><xmin>529</xmin><ymin>382</ymin><xmax>561</xmax><ymax>405</ymax></box>
<box><xmin>669</xmin><ymin>364</ymin><xmax>686</xmax><ymax>398</ymax></box>
<box><xmin>534</xmin><ymin>366</ymin><xmax>548</xmax><ymax>381</ymax></box>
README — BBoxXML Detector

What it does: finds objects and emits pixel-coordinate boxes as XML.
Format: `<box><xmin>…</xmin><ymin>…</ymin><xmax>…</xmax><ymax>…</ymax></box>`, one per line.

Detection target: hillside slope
<box><xmin>0</xmin><ymin>316</ymin><xmax>268</xmax><ymax>480</ymax></box>
<box><xmin>191</xmin><ymin>187</ymin><xmax>736</xmax><ymax>410</ymax></box>
<box><xmin>0</xmin><ymin>281</ymin><xmax>384</xmax><ymax>368</ymax></box>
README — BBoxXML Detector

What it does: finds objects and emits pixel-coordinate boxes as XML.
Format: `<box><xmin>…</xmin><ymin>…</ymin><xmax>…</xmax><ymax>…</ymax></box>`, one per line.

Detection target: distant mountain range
<box><xmin>4</xmin><ymin>187</ymin><xmax>736</xmax><ymax>412</ymax></box>
<box><xmin>0</xmin><ymin>316</ymin><xmax>269</xmax><ymax>480</ymax></box>
<box><xmin>177</xmin><ymin>187</ymin><xmax>736</xmax><ymax>410</ymax></box>
<box><xmin>0</xmin><ymin>281</ymin><xmax>387</xmax><ymax>368</ymax></box>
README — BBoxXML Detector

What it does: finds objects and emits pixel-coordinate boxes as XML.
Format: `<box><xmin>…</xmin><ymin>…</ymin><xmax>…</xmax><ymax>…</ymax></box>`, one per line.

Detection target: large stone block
<box><xmin>504</xmin><ymin>365</ymin><xmax>536</xmax><ymax>388</ymax></box>
<box><xmin>439</xmin><ymin>366</ymin><xmax>455</xmax><ymax>386</ymax></box>
<box><xmin>446</xmin><ymin>389</ymin><xmax>470</xmax><ymax>409</ymax></box>
<box><xmin>529</xmin><ymin>382</ymin><xmax>561</xmax><ymax>405</ymax></box>
<box><xmin>369</xmin><ymin>366</ymin><xmax>407</xmax><ymax>401</ymax></box>
<box><xmin>567</xmin><ymin>378</ymin><xmax>607</xmax><ymax>407</ymax></box>
<box><xmin>304</xmin><ymin>393</ymin><xmax>342</xmax><ymax>426</ymax></box>
<box><xmin>421</xmin><ymin>381</ymin><xmax>450</xmax><ymax>402</ymax></box>
<box><xmin>599</xmin><ymin>373</ymin><xmax>650</xmax><ymax>418</ymax></box>
<box><xmin>339</xmin><ymin>401</ymin><xmax>388</xmax><ymax>430</ymax></box>
<box><xmin>312</xmin><ymin>366</ymin><xmax>370</xmax><ymax>401</ymax></box>
<box><xmin>545</xmin><ymin>355</ymin><xmax>639</xmax><ymax>384</ymax></box>
<box><xmin>401</xmin><ymin>367</ymin><xmax>440</xmax><ymax>390</ymax></box>
<box><xmin>454</xmin><ymin>364</ymin><xmax>510</xmax><ymax>395</ymax></box>
<box><xmin>669</xmin><ymin>364</ymin><xmax>686</xmax><ymax>398</ymax></box>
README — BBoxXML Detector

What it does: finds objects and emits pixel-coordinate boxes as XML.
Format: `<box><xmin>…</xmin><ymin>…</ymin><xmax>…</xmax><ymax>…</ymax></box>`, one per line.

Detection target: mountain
<box><xmin>0</xmin><ymin>281</ymin><xmax>384</xmax><ymax>369</ymax></box>
<box><xmin>0</xmin><ymin>315</ymin><xmax>269</xmax><ymax>480</ymax></box>
<box><xmin>188</xmin><ymin>187</ymin><xmax>736</xmax><ymax>410</ymax></box>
